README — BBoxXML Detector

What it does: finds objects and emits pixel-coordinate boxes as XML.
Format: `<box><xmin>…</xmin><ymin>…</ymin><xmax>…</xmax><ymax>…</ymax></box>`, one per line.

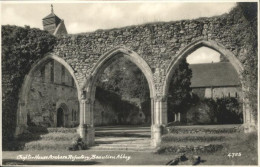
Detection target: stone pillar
<box><xmin>84</xmin><ymin>98</ymin><xmax>95</xmax><ymax>146</ymax></box>
<box><xmin>77</xmin><ymin>97</ymin><xmax>95</xmax><ymax>146</ymax></box>
<box><xmin>77</xmin><ymin>98</ymin><xmax>86</xmax><ymax>141</ymax></box>
<box><xmin>150</xmin><ymin>98</ymin><xmax>154</xmax><ymax>140</ymax></box>
<box><xmin>243</xmin><ymin>98</ymin><xmax>257</xmax><ymax>133</ymax></box>
<box><xmin>151</xmin><ymin>95</ymin><xmax>167</xmax><ymax>147</ymax></box>
<box><xmin>15</xmin><ymin>101</ymin><xmax>27</xmax><ymax>136</ymax></box>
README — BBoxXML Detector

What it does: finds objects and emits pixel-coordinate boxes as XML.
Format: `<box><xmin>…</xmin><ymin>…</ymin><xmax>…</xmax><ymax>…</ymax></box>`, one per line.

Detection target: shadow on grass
<box><xmin>3</xmin><ymin>159</ymin><xmax>99</xmax><ymax>165</ymax></box>
<box><xmin>3</xmin><ymin>126</ymin><xmax>49</xmax><ymax>151</ymax></box>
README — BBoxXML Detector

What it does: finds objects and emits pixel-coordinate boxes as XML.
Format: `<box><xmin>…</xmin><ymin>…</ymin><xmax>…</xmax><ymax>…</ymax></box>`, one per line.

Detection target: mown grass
<box><xmin>162</xmin><ymin>133</ymin><xmax>229</xmax><ymax>142</ymax></box>
<box><xmin>167</xmin><ymin>126</ymin><xmax>239</xmax><ymax>134</ymax></box>
<box><xmin>159</xmin><ymin>131</ymin><xmax>258</xmax><ymax>165</ymax></box>
<box><xmin>204</xmin><ymin>132</ymin><xmax>258</xmax><ymax>165</ymax></box>
<box><xmin>24</xmin><ymin>140</ymin><xmax>72</xmax><ymax>150</ymax></box>
<box><xmin>41</xmin><ymin>133</ymin><xmax>80</xmax><ymax>141</ymax></box>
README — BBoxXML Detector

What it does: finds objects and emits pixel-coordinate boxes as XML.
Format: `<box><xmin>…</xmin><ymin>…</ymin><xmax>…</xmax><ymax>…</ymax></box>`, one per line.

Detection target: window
<box><xmin>40</xmin><ymin>66</ymin><xmax>45</xmax><ymax>82</ymax></box>
<box><xmin>72</xmin><ymin>77</ymin><xmax>75</xmax><ymax>87</ymax></box>
<box><xmin>61</xmin><ymin>66</ymin><xmax>65</xmax><ymax>84</ymax></box>
<box><xmin>74</xmin><ymin>110</ymin><xmax>77</xmax><ymax>121</ymax></box>
<box><xmin>71</xmin><ymin>110</ymin><xmax>74</xmax><ymax>121</ymax></box>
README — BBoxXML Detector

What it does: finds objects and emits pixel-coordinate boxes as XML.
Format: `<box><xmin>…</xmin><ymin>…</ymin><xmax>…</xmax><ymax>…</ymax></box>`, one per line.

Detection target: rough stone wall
<box><xmin>94</xmin><ymin>100</ymin><xmax>118</xmax><ymax>126</ymax></box>
<box><xmin>27</xmin><ymin>59</ymin><xmax>79</xmax><ymax>127</ymax></box>
<box><xmin>52</xmin><ymin>7</ymin><xmax>250</xmax><ymax>97</ymax></box>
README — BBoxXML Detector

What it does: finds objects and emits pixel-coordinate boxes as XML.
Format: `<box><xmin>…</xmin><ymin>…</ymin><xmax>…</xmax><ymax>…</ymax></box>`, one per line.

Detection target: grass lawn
<box><xmin>2</xmin><ymin>125</ymin><xmax>257</xmax><ymax>165</ymax></box>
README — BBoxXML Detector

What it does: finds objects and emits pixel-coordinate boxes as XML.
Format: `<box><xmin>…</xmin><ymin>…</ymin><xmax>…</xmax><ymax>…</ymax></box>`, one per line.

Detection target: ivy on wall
<box><xmin>231</xmin><ymin>3</ymin><xmax>258</xmax><ymax>123</ymax></box>
<box><xmin>2</xmin><ymin>25</ymin><xmax>57</xmax><ymax>148</ymax></box>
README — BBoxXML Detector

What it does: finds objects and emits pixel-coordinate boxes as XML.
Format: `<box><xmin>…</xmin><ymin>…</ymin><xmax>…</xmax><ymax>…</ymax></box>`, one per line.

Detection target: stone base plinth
<box><xmin>15</xmin><ymin>124</ymin><xmax>27</xmax><ymax>137</ymax></box>
<box><xmin>242</xmin><ymin>123</ymin><xmax>257</xmax><ymax>133</ymax></box>
<box><xmin>78</xmin><ymin>125</ymin><xmax>95</xmax><ymax>146</ymax></box>
<box><xmin>151</xmin><ymin>124</ymin><xmax>163</xmax><ymax>147</ymax></box>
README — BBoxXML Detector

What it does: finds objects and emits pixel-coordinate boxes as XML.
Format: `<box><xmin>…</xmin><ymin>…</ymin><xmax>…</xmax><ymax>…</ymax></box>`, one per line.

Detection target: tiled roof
<box><xmin>43</xmin><ymin>13</ymin><xmax>60</xmax><ymax>20</ymax></box>
<box><xmin>42</xmin><ymin>13</ymin><xmax>61</xmax><ymax>26</ymax></box>
<box><xmin>189</xmin><ymin>62</ymin><xmax>240</xmax><ymax>88</ymax></box>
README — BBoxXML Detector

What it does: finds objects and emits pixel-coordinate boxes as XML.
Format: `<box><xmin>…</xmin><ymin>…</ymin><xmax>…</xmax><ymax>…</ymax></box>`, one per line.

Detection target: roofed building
<box><xmin>42</xmin><ymin>5</ymin><xmax>68</xmax><ymax>36</ymax></box>
<box><xmin>189</xmin><ymin>62</ymin><xmax>241</xmax><ymax>99</ymax></box>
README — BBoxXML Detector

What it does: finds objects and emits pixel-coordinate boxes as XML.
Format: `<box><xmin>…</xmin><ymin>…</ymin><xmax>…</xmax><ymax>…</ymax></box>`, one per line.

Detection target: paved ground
<box><xmin>93</xmin><ymin>125</ymin><xmax>152</xmax><ymax>151</ymax></box>
<box><xmin>95</xmin><ymin>125</ymin><xmax>151</xmax><ymax>137</ymax></box>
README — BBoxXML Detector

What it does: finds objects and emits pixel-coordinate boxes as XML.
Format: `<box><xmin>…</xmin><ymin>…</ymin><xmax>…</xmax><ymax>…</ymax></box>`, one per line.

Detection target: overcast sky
<box><xmin>1</xmin><ymin>2</ymin><xmax>236</xmax><ymax>63</ymax></box>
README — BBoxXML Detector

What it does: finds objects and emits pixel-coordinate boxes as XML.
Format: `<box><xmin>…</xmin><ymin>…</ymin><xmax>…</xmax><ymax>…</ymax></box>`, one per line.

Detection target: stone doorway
<box><xmin>57</xmin><ymin>108</ymin><xmax>64</xmax><ymax>127</ymax></box>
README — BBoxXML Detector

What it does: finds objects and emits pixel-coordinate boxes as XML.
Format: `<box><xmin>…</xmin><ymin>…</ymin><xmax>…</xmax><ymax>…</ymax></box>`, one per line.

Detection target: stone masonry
<box><xmin>16</xmin><ymin>7</ymin><xmax>256</xmax><ymax>147</ymax></box>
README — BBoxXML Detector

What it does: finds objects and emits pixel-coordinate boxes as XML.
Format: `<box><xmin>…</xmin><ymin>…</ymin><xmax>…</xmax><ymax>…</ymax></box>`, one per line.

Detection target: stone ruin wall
<box><xmin>26</xmin><ymin>59</ymin><xmax>79</xmax><ymax>127</ymax></box>
<box><xmin>52</xmin><ymin>8</ymin><xmax>249</xmax><ymax>97</ymax></box>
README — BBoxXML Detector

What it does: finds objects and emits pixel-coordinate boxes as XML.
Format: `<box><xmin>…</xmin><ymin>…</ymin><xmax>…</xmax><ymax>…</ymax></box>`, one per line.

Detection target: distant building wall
<box><xmin>94</xmin><ymin>100</ymin><xmax>118</xmax><ymax>126</ymax></box>
<box><xmin>192</xmin><ymin>86</ymin><xmax>242</xmax><ymax>99</ymax></box>
<box><xmin>26</xmin><ymin>60</ymin><xmax>79</xmax><ymax>127</ymax></box>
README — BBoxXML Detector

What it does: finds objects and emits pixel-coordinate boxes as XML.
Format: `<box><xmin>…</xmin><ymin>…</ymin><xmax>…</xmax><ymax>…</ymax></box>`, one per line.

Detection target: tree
<box><xmin>97</xmin><ymin>57</ymin><xmax>150</xmax><ymax>102</ymax></box>
<box><xmin>167</xmin><ymin>59</ymin><xmax>192</xmax><ymax>122</ymax></box>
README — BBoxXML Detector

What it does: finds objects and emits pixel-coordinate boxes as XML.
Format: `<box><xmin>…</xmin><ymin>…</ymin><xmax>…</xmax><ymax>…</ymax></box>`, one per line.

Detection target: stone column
<box><xmin>243</xmin><ymin>98</ymin><xmax>257</xmax><ymax>133</ymax></box>
<box><xmin>15</xmin><ymin>101</ymin><xmax>27</xmax><ymax>136</ymax></box>
<box><xmin>150</xmin><ymin>98</ymin><xmax>154</xmax><ymax>140</ymax></box>
<box><xmin>151</xmin><ymin>95</ymin><xmax>167</xmax><ymax>147</ymax></box>
<box><xmin>77</xmin><ymin>96</ymin><xmax>95</xmax><ymax>146</ymax></box>
<box><xmin>84</xmin><ymin>98</ymin><xmax>95</xmax><ymax>146</ymax></box>
<box><xmin>77</xmin><ymin>98</ymin><xmax>86</xmax><ymax>141</ymax></box>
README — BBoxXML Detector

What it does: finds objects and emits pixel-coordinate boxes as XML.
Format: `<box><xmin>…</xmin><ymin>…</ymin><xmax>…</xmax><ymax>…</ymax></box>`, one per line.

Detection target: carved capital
<box><xmin>81</xmin><ymin>98</ymin><xmax>94</xmax><ymax>104</ymax></box>
<box><xmin>152</xmin><ymin>95</ymin><xmax>167</xmax><ymax>102</ymax></box>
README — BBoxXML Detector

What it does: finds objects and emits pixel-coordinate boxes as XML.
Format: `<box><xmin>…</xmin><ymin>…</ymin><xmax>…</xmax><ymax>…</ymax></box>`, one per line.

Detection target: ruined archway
<box><xmin>163</xmin><ymin>39</ymin><xmax>253</xmax><ymax>129</ymax></box>
<box><xmin>15</xmin><ymin>53</ymin><xmax>81</xmax><ymax>135</ymax></box>
<box><xmin>80</xmin><ymin>47</ymin><xmax>156</xmax><ymax>146</ymax></box>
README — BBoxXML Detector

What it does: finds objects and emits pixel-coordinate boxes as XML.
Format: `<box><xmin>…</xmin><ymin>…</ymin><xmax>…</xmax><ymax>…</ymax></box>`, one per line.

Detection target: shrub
<box><xmin>186</xmin><ymin>97</ymin><xmax>243</xmax><ymax>125</ymax></box>
<box><xmin>68</xmin><ymin>136</ymin><xmax>88</xmax><ymax>151</ymax></box>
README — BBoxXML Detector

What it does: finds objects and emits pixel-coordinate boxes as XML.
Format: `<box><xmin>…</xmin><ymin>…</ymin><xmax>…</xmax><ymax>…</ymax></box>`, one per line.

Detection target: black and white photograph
<box><xmin>0</xmin><ymin>0</ymin><xmax>258</xmax><ymax>166</ymax></box>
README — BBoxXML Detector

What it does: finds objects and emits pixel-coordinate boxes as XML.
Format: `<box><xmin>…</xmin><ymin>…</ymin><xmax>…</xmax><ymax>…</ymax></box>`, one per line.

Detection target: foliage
<box><xmin>95</xmin><ymin>86</ymin><xmax>139</xmax><ymax>124</ymax></box>
<box><xmin>158</xmin><ymin>143</ymin><xmax>224</xmax><ymax>154</ymax></box>
<box><xmin>167</xmin><ymin>126</ymin><xmax>238</xmax><ymax>134</ymax></box>
<box><xmin>97</xmin><ymin>57</ymin><xmax>150</xmax><ymax>101</ymax></box>
<box><xmin>230</xmin><ymin>3</ymin><xmax>258</xmax><ymax>123</ymax></box>
<box><xmin>2</xmin><ymin>25</ymin><xmax>57</xmax><ymax>148</ymax></box>
<box><xmin>186</xmin><ymin>97</ymin><xmax>242</xmax><ymax>125</ymax></box>
<box><xmin>141</xmin><ymin>99</ymin><xmax>151</xmax><ymax>123</ymax></box>
<box><xmin>167</xmin><ymin>59</ymin><xmax>192</xmax><ymax>122</ymax></box>
<box><xmin>162</xmin><ymin>134</ymin><xmax>225</xmax><ymax>142</ymax></box>
<box><xmin>96</xmin><ymin>57</ymin><xmax>151</xmax><ymax>124</ymax></box>
<box><xmin>214</xmin><ymin>97</ymin><xmax>243</xmax><ymax>124</ymax></box>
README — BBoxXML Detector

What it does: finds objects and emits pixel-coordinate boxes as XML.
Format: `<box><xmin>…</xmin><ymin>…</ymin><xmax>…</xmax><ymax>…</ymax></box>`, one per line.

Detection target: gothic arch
<box><xmin>163</xmin><ymin>39</ymin><xmax>244</xmax><ymax>96</ymax></box>
<box><xmin>85</xmin><ymin>46</ymin><xmax>155</xmax><ymax>101</ymax></box>
<box><xmin>15</xmin><ymin>53</ymin><xmax>81</xmax><ymax>135</ymax></box>
<box><xmin>162</xmin><ymin>39</ymin><xmax>252</xmax><ymax>125</ymax></box>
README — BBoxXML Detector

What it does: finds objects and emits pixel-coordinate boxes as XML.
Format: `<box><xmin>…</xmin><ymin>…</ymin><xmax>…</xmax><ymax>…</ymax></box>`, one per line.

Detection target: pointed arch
<box><xmin>162</xmin><ymin>39</ymin><xmax>253</xmax><ymax>126</ymax></box>
<box><xmin>85</xmin><ymin>46</ymin><xmax>155</xmax><ymax>100</ymax></box>
<box><xmin>19</xmin><ymin>53</ymin><xmax>81</xmax><ymax>102</ymax></box>
<box><xmin>163</xmin><ymin>39</ymin><xmax>244</xmax><ymax>97</ymax></box>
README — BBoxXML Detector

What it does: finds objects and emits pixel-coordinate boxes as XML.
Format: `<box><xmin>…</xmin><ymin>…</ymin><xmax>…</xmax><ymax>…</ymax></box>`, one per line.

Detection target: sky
<box><xmin>1</xmin><ymin>2</ymin><xmax>235</xmax><ymax>63</ymax></box>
